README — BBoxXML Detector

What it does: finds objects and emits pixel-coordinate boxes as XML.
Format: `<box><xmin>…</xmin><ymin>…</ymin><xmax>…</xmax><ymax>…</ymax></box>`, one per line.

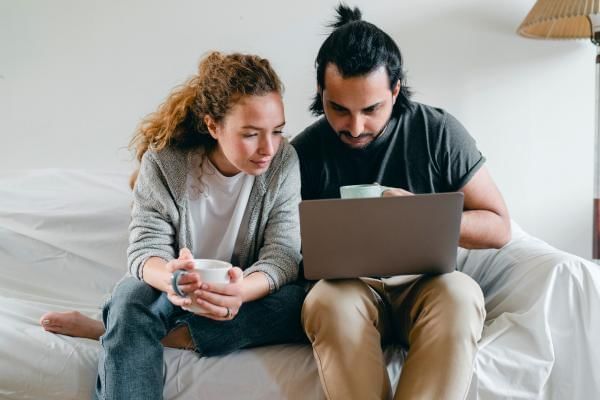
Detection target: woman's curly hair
<box><xmin>128</xmin><ymin>51</ymin><xmax>283</xmax><ymax>188</ymax></box>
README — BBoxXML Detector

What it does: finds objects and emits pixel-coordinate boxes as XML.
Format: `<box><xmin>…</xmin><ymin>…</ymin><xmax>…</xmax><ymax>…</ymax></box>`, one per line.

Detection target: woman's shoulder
<box><xmin>139</xmin><ymin>146</ymin><xmax>191</xmax><ymax>202</ymax></box>
<box><xmin>143</xmin><ymin>145</ymin><xmax>189</xmax><ymax>166</ymax></box>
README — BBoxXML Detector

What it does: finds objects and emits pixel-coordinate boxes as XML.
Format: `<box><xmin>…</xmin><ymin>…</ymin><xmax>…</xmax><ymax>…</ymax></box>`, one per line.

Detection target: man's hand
<box><xmin>381</xmin><ymin>187</ymin><xmax>414</xmax><ymax>197</ymax></box>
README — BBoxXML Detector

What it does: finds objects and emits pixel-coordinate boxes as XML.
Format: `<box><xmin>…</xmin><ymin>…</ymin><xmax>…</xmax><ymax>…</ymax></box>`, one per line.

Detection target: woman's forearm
<box><xmin>141</xmin><ymin>256</ymin><xmax>171</xmax><ymax>292</ymax></box>
<box><xmin>241</xmin><ymin>272</ymin><xmax>270</xmax><ymax>303</ymax></box>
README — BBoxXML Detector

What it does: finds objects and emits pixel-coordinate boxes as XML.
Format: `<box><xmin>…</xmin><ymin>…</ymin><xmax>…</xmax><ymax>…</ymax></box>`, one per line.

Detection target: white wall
<box><xmin>1</xmin><ymin>0</ymin><xmax>595</xmax><ymax>259</ymax></box>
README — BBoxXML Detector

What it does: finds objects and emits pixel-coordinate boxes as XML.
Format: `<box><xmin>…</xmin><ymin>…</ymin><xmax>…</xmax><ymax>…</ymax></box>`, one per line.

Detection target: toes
<box><xmin>39</xmin><ymin>312</ymin><xmax>63</xmax><ymax>329</ymax></box>
<box><xmin>41</xmin><ymin>322</ymin><xmax>61</xmax><ymax>332</ymax></box>
<box><xmin>40</xmin><ymin>316</ymin><xmax>54</xmax><ymax>327</ymax></box>
<box><xmin>43</xmin><ymin>325</ymin><xmax>58</xmax><ymax>332</ymax></box>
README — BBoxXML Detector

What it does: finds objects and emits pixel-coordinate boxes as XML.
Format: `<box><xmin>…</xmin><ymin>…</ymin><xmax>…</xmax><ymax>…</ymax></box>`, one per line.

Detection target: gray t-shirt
<box><xmin>291</xmin><ymin>102</ymin><xmax>485</xmax><ymax>200</ymax></box>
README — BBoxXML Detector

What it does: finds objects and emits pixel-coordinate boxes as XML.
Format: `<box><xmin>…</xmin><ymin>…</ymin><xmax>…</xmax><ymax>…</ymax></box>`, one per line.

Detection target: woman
<box><xmin>40</xmin><ymin>51</ymin><xmax>306</xmax><ymax>399</ymax></box>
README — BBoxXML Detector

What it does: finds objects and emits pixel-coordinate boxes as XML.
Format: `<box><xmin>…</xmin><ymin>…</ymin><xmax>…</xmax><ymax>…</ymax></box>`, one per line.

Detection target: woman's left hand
<box><xmin>190</xmin><ymin>267</ymin><xmax>244</xmax><ymax>321</ymax></box>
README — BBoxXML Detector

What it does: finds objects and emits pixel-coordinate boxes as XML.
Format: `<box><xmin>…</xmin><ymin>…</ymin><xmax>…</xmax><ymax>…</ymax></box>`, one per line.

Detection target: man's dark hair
<box><xmin>310</xmin><ymin>4</ymin><xmax>412</xmax><ymax>116</ymax></box>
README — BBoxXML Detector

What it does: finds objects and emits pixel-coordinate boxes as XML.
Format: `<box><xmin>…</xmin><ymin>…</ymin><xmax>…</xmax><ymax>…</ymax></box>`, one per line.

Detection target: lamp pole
<box><xmin>591</xmin><ymin>15</ymin><xmax>600</xmax><ymax>261</ymax></box>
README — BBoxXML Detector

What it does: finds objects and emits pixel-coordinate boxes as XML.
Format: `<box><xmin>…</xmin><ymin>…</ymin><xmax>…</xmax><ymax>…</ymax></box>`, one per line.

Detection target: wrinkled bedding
<box><xmin>1</xmin><ymin>170</ymin><xmax>598</xmax><ymax>399</ymax></box>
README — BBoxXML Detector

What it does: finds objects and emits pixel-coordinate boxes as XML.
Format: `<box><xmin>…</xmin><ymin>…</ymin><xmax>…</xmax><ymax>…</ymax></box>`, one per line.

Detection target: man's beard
<box><xmin>336</xmin><ymin>120</ymin><xmax>390</xmax><ymax>148</ymax></box>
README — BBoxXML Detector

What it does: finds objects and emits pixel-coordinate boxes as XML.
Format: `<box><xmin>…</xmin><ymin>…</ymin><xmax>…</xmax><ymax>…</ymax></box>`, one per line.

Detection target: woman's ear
<box><xmin>204</xmin><ymin>115</ymin><xmax>219</xmax><ymax>140</ymax></box>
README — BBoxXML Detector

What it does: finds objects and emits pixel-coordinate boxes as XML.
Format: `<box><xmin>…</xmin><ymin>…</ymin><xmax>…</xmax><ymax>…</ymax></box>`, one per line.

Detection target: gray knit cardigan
<box><xmin>127</xmin><ymin>140</ymin><xmax>302</xmax><ymax>292</ymax></box>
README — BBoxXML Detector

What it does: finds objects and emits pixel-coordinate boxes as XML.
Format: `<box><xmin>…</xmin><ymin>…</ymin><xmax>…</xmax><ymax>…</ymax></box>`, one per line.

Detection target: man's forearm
<box><xmin>459</xmin><ymin>209</ymin><xmax>511</xmax><ymax>249</ymax></box>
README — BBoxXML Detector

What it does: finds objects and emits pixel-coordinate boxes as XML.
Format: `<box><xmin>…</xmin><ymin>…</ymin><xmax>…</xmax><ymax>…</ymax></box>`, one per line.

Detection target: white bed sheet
<box><xmin>1</xmin><ymin>169</ymin><xmax>599</xmax><ymax>399</ymax></box>
<box><xmin>458</xmin><ymin>227</ymin><xmax>600</xmax><ymax>399</ymax></box>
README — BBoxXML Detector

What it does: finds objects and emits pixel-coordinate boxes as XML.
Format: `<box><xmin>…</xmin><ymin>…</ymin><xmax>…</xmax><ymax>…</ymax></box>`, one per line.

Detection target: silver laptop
<box><xmin>299</xmin><ymin>192</ymin><xmax>463</xmax><ymax>280</ymax></box>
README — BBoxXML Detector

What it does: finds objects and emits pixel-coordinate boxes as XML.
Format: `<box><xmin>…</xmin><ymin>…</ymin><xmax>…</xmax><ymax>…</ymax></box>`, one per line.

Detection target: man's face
<box><xmin>321</xmin><ymin>64</ymin><xmax>400</xmax><ymax>149</ymax></box>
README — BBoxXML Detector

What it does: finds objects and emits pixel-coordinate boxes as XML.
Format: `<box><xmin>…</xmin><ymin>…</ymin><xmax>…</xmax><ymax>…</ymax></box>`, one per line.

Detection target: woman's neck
<box><xmin>206</xmin><ymin>147</ymin><xmax>241</xmax><ymax>177</ymax></box>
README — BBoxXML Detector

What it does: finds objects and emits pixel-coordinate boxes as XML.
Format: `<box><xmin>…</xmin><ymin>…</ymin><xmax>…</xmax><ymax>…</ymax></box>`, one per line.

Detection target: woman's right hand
<box><xmin>165</xmin><ymin>248</ymin><xmax>202</xmax><ymax>308</ymax></box>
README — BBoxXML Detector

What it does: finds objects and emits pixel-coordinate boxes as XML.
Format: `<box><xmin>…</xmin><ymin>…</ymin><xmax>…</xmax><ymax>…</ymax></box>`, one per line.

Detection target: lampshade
<box><xmin>517</xmin><ymin>0</ymin><xmax>600</xmax><ymax>40</ymax></box>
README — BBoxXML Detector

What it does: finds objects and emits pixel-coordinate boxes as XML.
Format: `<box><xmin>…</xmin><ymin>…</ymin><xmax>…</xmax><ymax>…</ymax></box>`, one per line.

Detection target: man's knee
<box><xmin>302</xmin><ymin>279</ymin><xmax>381</xmax><ymax>338</ymax></box>
<box><xmin>420</xmin><ymin>271</ymin><xmax>486</xmax><ymax>338</ymax></box>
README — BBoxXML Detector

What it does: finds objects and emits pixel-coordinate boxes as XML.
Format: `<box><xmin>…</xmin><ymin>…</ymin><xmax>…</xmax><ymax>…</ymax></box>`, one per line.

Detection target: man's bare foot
<box><xmin>39</xmin><ymin>311</ymin><xmax>105</xmax><ymax>340</ymax></box>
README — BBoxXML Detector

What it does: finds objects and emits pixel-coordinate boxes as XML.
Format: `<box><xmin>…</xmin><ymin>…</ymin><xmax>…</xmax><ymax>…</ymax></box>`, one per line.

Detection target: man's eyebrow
<box><xmin>362</xmin><ymin>102</ymin><xmax>383</xmax><ymax>111</ymax></box>
<box><xmin>328</xmin><ymin>100</ymin><xmax>349</xmax><ymax>110</ymax></box>
<box><xmin>328</xmin><ymin>100</ymin><xmax>383</xmax><ymax>111</ymax></box>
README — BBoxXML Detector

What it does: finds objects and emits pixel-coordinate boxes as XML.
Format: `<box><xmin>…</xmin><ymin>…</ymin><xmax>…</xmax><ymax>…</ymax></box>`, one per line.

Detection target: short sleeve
<box><xmin>437</xmin><ymin>113</ymin><xmax>486</xmax><ymax>191</ymax></box>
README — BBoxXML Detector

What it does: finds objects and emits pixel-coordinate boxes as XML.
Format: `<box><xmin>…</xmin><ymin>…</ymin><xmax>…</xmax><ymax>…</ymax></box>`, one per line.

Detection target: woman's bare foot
<box><xmin>40</xmin><ymin>311</ymin><xmax>195</xmax><ymax>350</ymax></box>
<box><xmin>162</xmin><ymin>325</ymin><xmax>195</xmax><ymax>350</ymax></box>
<box><xmin>39</xmin><ymin>311</ymin><xmax>105</xmax><ymax>340</ymax></box>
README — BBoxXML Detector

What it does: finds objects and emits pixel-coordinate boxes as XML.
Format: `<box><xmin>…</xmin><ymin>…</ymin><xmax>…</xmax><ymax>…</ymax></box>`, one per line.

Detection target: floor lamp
<box><xmin>518</xmin><ymin>1</ymin><xmax>600</xmax><ymax>260</ymax></box>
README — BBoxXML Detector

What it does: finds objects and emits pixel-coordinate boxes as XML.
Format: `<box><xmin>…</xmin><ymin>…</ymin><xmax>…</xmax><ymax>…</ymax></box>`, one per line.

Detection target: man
<box><xmin>291</xmin><ymin>5</ymin><xmax>511</xmax><ymax>400</ymax></box>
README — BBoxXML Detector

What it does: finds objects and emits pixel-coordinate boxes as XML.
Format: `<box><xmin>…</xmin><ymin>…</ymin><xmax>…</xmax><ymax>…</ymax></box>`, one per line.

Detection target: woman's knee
<box><xmin>105</xmin><ymin>277</ymin><xmax>158</xmax><ymax>317</ymax></box>
<box><xmin>241</xmin><ymin>284</ymin><xmax>305</xmax><ymax>326</ymax></box>
<box><xmin>275</xmin><ymin>284</ymin><xmax>306</xmax><ymax>310</ymax></box>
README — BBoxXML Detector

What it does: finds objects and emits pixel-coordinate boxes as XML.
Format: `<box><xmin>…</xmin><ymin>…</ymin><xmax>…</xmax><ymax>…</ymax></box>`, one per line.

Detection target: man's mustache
<box><xmin>337</xmin><ymin>131</ymin><xmax>376</xmax><ymax>139</ymax></box>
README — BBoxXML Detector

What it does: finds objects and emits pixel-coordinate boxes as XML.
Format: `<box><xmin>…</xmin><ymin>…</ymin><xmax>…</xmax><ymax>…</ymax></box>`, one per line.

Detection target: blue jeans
<box><xmin>94</xmin><ymin>277</ymin><xmax>307</xmax><ymax>400</ymax></box>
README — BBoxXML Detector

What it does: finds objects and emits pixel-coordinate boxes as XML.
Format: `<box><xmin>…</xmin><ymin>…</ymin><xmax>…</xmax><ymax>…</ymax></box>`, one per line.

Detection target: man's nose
<box><xmin>348</xmin><ymin>115</ymin><xmax>365</xmax><ymax>137</ymax></box>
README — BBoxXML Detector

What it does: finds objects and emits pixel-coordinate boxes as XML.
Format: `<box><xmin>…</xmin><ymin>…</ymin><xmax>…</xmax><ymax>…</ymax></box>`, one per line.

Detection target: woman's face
<box><xmin>206</xmin><ymin>92</ymin><xmax>285</xmax><ymax>177</ymax></box>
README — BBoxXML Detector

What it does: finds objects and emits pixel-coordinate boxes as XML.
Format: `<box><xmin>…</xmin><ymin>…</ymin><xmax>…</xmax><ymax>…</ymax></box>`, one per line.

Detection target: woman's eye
<box><xmin>242</xmin><ymin>133</ymin><xmax>258</xmax><ymax>138</ymax></box>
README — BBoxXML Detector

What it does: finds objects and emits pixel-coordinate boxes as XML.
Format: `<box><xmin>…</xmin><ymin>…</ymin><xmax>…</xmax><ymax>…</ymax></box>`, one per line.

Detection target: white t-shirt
<box><xmin>186</xmin><ymin>153</ymin><xmax>255</xmax><ymax>263</ymax></box>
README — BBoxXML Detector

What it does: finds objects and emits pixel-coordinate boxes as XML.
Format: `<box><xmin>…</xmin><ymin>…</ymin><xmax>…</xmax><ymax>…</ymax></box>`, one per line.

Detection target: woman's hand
<box><xmin>165</xmin><ymin>248</ymin><xmax>202</xmax><ymax>308</ymax></box>
<box><xmin>189</xmin><ymin>267</ymin><xmax>244</xmax><ymax>321</ymax></box>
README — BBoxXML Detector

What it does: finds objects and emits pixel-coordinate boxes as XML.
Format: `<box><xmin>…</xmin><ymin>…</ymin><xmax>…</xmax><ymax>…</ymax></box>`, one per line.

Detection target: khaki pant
<box><xmin>301</xmin><ymin>271</ymin><xmax>486</xmax><ymax>400</ymax></box>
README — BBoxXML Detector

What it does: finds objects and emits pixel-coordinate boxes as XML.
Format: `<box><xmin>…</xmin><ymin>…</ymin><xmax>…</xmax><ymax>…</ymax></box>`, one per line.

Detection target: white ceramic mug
<box><xmin>172</xmin><ymin>259</ymin><xmax>232</xmax><ymax>314</ymax></box>
<box><xmin>340</xmin><ymin>183</ymin><xmax>386</xmax><ymax>199</ymax></box>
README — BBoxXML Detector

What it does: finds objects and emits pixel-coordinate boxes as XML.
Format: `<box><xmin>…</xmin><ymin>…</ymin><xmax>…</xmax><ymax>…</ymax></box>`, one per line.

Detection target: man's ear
<box><xmin>392</xmin><ymin>80</ymin><xmax>401</xmax><ymax>103</ymax></box>
<box><xmin>204</xmin><ymin>115</ymin><xmax>219</xmax><ymax>140</ymax></box>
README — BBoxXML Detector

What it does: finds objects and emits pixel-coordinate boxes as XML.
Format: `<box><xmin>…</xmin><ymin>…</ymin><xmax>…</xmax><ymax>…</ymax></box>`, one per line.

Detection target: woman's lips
<box><xmin>251</xmin><ymin>159</ymin><xmax>271</xmax><ymax>168</ymax></box>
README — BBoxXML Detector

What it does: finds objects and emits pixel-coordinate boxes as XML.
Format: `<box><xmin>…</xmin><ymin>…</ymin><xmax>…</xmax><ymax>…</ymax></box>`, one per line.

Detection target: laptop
<box><xmin>299</xmin><ymin>192</ymin><xmax>463</xmax><ymax>280</ymax></box>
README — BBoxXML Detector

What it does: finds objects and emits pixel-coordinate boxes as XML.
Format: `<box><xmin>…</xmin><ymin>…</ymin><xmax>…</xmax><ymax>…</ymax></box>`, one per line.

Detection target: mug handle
<box><xmin>171</xmin><ymin>270</ymin><xmax>188</xmax><ymax>297</ymax></box>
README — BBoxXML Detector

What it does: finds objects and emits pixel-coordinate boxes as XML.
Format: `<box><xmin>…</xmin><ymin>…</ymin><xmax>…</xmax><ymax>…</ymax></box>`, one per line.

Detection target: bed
<box><xmin>1</xmin><ymin>169</ymin><xmax>599</xmax><ymax>399</ymax></box>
